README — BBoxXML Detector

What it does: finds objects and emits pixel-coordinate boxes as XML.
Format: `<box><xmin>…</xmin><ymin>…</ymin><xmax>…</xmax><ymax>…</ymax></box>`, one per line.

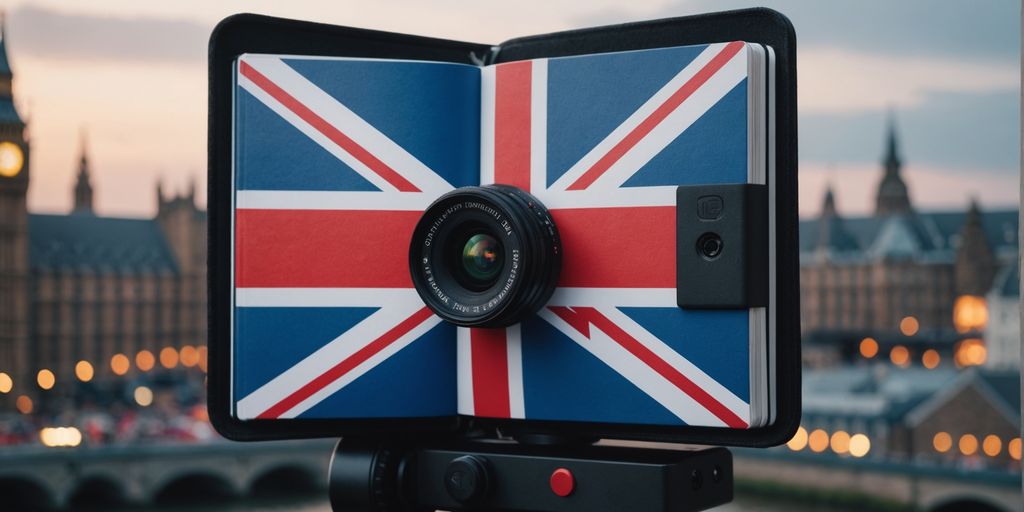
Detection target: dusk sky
<box><xmin>5</xmin><ymin>0</ymin><xmax>1019</xmax><ymax>217</ymax></box>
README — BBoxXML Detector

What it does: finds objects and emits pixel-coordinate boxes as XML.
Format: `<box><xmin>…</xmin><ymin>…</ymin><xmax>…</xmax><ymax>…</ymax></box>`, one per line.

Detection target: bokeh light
<box><xmin>889</xmin><ymin>345</ymin><xmax>910</xmax><ymax>367</ymax></box>
<box><xmin>134</xmin><ymin>386</ymin><xmax>154</xmax><ymax>407</ymax></box>
<box><xmin>111</xmin><ymin>353</ymin><xmax>130</xmax><ymax>375</ymax></box>
<box><xmin>921</xmin><ymin>349</ymin><xmax>940</xmax><ymax>369</ymax></box>
<box><xmin>180</xmin><ymin>345</ymin><xmax>199</xmax><ymax>367</ymax></box>
<box><xmin>808</xmin><ymin>429</ymin><xmax>829</xmax><ymax>453</ymax></box>
<box><xmin>952</xmin><ymin>295</ymin><xmax>987</xmax><ymax>333</ymax></box>
<box><xmin>37</xmin><ymin>369</ymin><xmax>55</xmax><ymax>390</ymax></box>
<box><xmin>0</xmin><ymin>372</ymin><xmax>12</xmax><ymax>393</ymax></box>
<box><xmin>959</xmin><ymin>434</ymin><xmax>978</xmax><ymax>456</ymax></box>
<box><xmin>787</xmin><ymin>426</ymin><xmax>808</xmax><ymax>451</ymax></box>
<box><xmin>830</xmin><ymin>431</ymin><xmax>851</xmax><ymax>454</ymax></box>
<box><xmin>955</xmin><ymin>339</ymin><xmax>987</xmax><ymax>367</ymax></box>
<box><xmin>933</xmin><ymin>432</ymin><xmax>952</xmax><ymax>453</ymax></box>
<box><xmin>16</xmin><ymin>395</ymin><xmax>33</xmax><ymax>414</ymax></box>
<box><xmin>136</xmin><ymin>350</ymin><xmax>155</xmax><ymax>372</ymax></box>
<box><xmin>75</xmin><ymin>360</ymin><xmax>94</xmax><ymax>382</ymax></box>
<box><xmin>1009</xmin><ymin>438</ymin><xmax>1022</xmax><ymax>461</ymax></box>
<box><xmin>859</xmin><ymin>338</ymin><xmax>878</xmax><ymax>358</ymax></box>
<box><xmin>982</xmin><ymin>435</ymin><xmax>1002</xmax><ymax>457</ymax></box>
<box><xmin>899</xmin><ymin>316</ymin><xmax>919</xmax><ymax>336</ymax></box>
<box><xmin>849</xmin><ymin>434</ymin><xmax>871</xmax><ymax>458</ymax></box>
<box><xmin>160</xmin><ymin>347</ymin><xmax>179</xmax><ymax>369</ymax></box>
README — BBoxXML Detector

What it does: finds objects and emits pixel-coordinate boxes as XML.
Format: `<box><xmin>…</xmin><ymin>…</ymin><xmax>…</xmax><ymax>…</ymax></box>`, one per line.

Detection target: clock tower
<box><xmin>0</xmin><ymin>16</ymin><xmax>30</xmax><ymax>400</ymax></box>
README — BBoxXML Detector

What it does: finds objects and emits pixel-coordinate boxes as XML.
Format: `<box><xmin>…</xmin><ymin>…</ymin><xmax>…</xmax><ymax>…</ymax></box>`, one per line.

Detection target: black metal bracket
<box><xmin>328</xmin><ymin>437</ymin><xmax>733</xmax><ymax>512</ymax></box>
<box><xmin>677</xmin><ymin>184</ymin><xmax>768</xmax><ymax>309</ymax></box>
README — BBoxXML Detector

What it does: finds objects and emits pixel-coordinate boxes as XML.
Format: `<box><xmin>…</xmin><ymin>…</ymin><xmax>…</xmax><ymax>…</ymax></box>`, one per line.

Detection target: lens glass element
<box><xmin>461</xmin><ymin>233</ymin><xmax>503</xmax><ymax>282</ymax></box>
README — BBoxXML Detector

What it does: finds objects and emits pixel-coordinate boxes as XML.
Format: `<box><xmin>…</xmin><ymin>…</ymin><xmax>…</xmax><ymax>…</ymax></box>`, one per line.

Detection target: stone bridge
<box><xmin>734</xmin><ymin>449</ymin><xmax>1022</xmax><ymax>512</ymax></box>
<box><xmin>0</xmin><ymin>439</ymin><xmax>334</xmax><ymax>510</ymax></box>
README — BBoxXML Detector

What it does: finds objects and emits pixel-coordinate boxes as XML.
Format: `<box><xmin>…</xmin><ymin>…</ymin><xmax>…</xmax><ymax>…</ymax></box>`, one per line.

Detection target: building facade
<box><xmin>799</xmin><ymin>119</ymin><xmax>1018</xmax><ymax>363</ymax></box>
<box><xmin>0</xmin><ymin>27</ymin><xmax>206</xmax><ymax>407</ymax></box>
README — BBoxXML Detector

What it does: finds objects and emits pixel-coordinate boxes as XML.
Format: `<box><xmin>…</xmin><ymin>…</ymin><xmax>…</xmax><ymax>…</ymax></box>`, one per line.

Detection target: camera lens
<box><xmin>697</xmin><ymin>232</ymin><xmax>724</xmax><ymax>260</ymax></box>
<box><xmin>460</xmin><ymin>233</ymin><xmax>503</xmax><ymax>284</ymax></box>
<box><xmin>409</xmin><ymin>185</ymin><xmax>561</xmax><ymax>328</ymax></box>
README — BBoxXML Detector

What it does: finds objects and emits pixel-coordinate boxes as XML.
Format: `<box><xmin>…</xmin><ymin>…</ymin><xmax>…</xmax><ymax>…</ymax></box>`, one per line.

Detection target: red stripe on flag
<box><xmin>553</xmin><ymin>206</ymin><xmax>676</xmax><ymax>288</ymax></box>
<box><xmin>470</xmin><ymin>327</ymin><xmax>512</xmax><ymax>418</ymax></box>
<box><xmin>235</xmin><ymin>209</ymin><xmax>420</xmax><ymax>288</ymax></box>
<box><xmin>494</xmin><ymin>61</ymin><xmax>533</xmax><ymax>192</ymax></box>
<box><xmin>549</xmin><ymin>306</ymin><xmax>747</xmax><ymax>428</ymax></box>
<box><xmin>566</xmin><ymin>41</ymin><xmax>745</xmax><ymax>191</ymax></box>
<box><xmin>257</xmin><ymin>307</ymin><xmax>435</xmax><ymax>419</ymax></box>
<box><xmin>239</xmin><ymin>60</ymin><xmax>421</xmax><ymax>193</ymax></box>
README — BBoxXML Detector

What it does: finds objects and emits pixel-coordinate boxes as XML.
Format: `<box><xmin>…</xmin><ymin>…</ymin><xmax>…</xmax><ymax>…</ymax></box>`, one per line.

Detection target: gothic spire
<box><xmin>73</xmin><ymin>128</ymin><xmax>94</xmax><ymax>213</ymax></box>
<box><xmin>875</xmin><ymin>112</ymin><xmax>912</xmax><ymax>215</ymax></box>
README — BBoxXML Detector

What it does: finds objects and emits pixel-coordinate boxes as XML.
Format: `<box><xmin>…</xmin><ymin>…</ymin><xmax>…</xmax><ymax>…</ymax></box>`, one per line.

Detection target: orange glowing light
<box><xmin>36</xmin><ymin>369</ymin><xmax>55</xmax><ymax>390</ymax></box>
<box><xmin>180</xmin><ymin>345</ymin><xmax>199</xmax><ymax>367</ymax></box>
<box><xmin>159</xmin><ymin>347</ymin><xmax>179</xmax><ymax>369</ymax></box>
<box><xmin>889</xmin><ymin>345</ymin><xmax>910</xmax><ymax>367</ymax></box>
<box><xmin>0</xmin><ymin>372</ymin><xmax>12</xmax><ymax>393</ymax></box>
<box><xmin>959</xmin><ymin>434</ymin><xmax>978</xmax><ymax>456</ymax></box>
<box><xmin>16</xmin><ymin>395</ymin><xmax>33</xmax><ymax>414</ymax></box>
<box><xmin>933</xmin><ymin>432</ymin><xmax>952</xmax><ymax>453</ymax></box>
<box><xmin>111</xmin><ymin>354</ymin><xmax>130</xmax><ymax>375</ymax></box>
<box><xmin>198</xmin><ymin>346</ymin><xmax>208</xmax><ymax>373</ymax></box>
<box><xmin>955</xmin><ymin>339</ymin><xmax>987</xmax><ymax>367</ymax></box>
<box><xmin>982</xmin><ymin>435</ymin><xmax>1002</xmax><ymax>457</ymax></box>
<box><xmin>849</xmin><ymin>434</ymin><xmax>870</xmax><ymax>458</ymax></box>
<box><xmin>808</xmin><ymin>429</ymin><xmax>829</xmax><ymax>453</ymax></box>
<box><xmin>830</xmin><ymin>431</ymin><xmax>851</xmax><ymax>454</ymax></box>
<box><xmin>787</xmin><ymin>426</ymin><xmax>808</xmax><ymax>451</ymax></box>
<box><xmin>922</xmin><ymin>349</ymin><xmax>940</xmax><ymax>369</ymax></box>
<box><xmin>952</xmin><ymin>295</ymin><xmax>988</xmax><ymax>333</ymax></box>
<box><xmin>859</xmin><ymin>338</ymin><xmax>879</xmax><ymax>358</ymax></box>
<box><xmin>75</xmin><ymin>361</ymin><xmax>94</xmax><ymax>382</ymax></box>
<box><xmin>899</xmin><ymin>316</ymin><xmax>919</xmax><ymax>336</ymax></box>
<box><xmin>135</xmin><ymin>350</ymin><xmax>155</xmax><ymax>372</ymax></box>
<box><xmin>1009</xmin><ymin>438</ymin><xmax>1022</xmax><ymax>461</ymax></box>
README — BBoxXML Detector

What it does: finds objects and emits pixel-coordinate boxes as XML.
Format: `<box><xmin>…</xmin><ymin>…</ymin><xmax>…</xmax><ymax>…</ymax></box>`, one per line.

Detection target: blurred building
<box><xmin>799</xmin><ymin>119</ymin><xmax>1018</xmax><ymax>362</ymax></box>
<box><xmin>798</xmin><ymin>367</ymin><xmax>1021</xmax><ymax>468</ymax></box>
<box><xmin>986</xmin><ymin>264</ymin><xmax>1020</xmax><ymax>369</ymax></box>
<box><xmin>0</xmin><ymin>26</ymin><xmax>206</xmax><ymax>405</ymax></box>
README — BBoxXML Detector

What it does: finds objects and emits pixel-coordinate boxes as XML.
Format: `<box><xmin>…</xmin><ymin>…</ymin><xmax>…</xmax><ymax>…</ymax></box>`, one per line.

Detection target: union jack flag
<box><xmin>232</xmin><ymin>41</ymin><xmax>761</xmax><ymax>429</ymax></box>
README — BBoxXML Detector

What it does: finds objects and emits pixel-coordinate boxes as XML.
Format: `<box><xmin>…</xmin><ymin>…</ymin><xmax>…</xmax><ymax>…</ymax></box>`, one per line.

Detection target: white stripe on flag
<box><xmin>546</xmin><ymin>287</ymin><xmax>677</xmax><ymax>308</ymax></box>
<box><xmin>236</xmin><ymin>190</ymin><xmax>436</xmax><ymax>211</ymax></box>
<box><xmin>236</xmin><ymin>288</ymin><xmax>420</xmax><ymax>308</ymax></box>
<box><xmin>479</xmin><ymin>65</ymin><xmax>497</xmax><ymax>186</ymax></box>
<box><xmin>457</xmin><ymin>327</ymin><xmax>475</xmax><ymax>416</ymax></box>
<box><xmin>506</xmin><ymin>323</ymin><xmax>526</xmax><ymax>419</ymax></box>
<box><xmin>529</xmin><ymin>59</ymin><xmax>548</xmax><ymax>194</ymax></box>
<box><xmin>238</xmin><ymin>55</ymin><xmax>454</xmax><ymax>195</ymax></box>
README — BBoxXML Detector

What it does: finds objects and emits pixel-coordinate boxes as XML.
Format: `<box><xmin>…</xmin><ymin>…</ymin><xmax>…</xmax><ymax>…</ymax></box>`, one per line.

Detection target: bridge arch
<box><xmin>249</xmin><ymin>462</ymin><xmax>324</xmax><ymax>497</ymax></box>
<box><xmin>0</xmin><ymin>475</ymin><xmax>56</xmax><ymax>511</ymax></box>
<box><xmin>66</xmin><ymin>474</ymin><xmax>127</xmax><ymax>510</ymax></box>
<box><xmin>929</xmin><ymin>495</ymin><xmax>1011</xmax><ymax>512</ymax></box>
<box><xmin>152</xmin><ymin>471</ymin><xmax>240</xmax><ymax>505</ymax></box>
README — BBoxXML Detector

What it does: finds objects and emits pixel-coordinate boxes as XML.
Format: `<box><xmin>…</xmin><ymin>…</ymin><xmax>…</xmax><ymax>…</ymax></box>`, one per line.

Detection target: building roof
<box><xmin>28</xmin><ymin>213</ymin><xmax>179</xmax><ymax>274</ymax></box>
<box><xmin>802</xmin><ymin>366</ymin><xmax>960</xmax><ymax>423</ymax></box>
<box><xmin>800</xmin><ymin>209</ymin><xmax>1019</xmax><ymax>263</ymax></box>
<box><xmin>0</xmin><ymin>24</ymin><xmax>11</xmax><ymax>77</ymax></box>
<box><xmin>990</xmin><ymin>259</ymin><xmax>1020</xmax><ymax>298</ymax></box>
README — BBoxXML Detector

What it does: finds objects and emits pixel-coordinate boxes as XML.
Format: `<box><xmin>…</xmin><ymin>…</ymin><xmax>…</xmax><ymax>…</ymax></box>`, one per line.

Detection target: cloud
<box><xmin>7</xmin><ymin>5</ymin><xmax>208</xmax><ymax>63</ymax></box>
<box><xmin>799</xmin><ymin>47</ymin><xmax>1018</xmax><ymax>114</ymax></box>
<box><xmin>800</xmin><ymin>88</ymin><xmax>1019</xmax><ymax>173</ymax></box>
<box><xmin>637</xmin><ymin>0</ymin><xmax>1019</xmax><ymax>64</ymax></box>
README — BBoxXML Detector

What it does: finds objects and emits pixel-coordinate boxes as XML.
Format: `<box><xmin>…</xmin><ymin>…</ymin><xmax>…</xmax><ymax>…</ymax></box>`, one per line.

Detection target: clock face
<box><xmin>0</xmin><ymin>141</ymin><xmax>23</xmax><ymax>178</ymax></box>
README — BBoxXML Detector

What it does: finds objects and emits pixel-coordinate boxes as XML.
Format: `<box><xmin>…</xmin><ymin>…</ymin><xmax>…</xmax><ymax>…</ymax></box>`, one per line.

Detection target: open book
<box><xmin>230</xmin><ymin>41</ymin><xmax>776</xmax><ymax>430</ymax></box>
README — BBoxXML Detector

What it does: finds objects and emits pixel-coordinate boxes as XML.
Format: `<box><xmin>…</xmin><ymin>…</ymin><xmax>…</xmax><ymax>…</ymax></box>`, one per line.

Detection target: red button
<box><xmin>549</xmin><ymin>468</ymin><xmax>574</xmax><ymax>497</ymax></box>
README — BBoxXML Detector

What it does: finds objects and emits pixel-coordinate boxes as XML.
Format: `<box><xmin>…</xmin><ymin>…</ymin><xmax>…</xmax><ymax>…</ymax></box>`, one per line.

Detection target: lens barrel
<box><xmin>409</xmin><ymin>185</ymin><xmax>561</xmax><ymax>328</ymax></box>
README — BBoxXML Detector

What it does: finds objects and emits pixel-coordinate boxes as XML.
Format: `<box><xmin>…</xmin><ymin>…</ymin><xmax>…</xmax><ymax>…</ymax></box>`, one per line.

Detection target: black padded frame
<box><xmin>208</xmin><ymin>8</ymin><xmax>800</xmax><ymax>447</ymax></box>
